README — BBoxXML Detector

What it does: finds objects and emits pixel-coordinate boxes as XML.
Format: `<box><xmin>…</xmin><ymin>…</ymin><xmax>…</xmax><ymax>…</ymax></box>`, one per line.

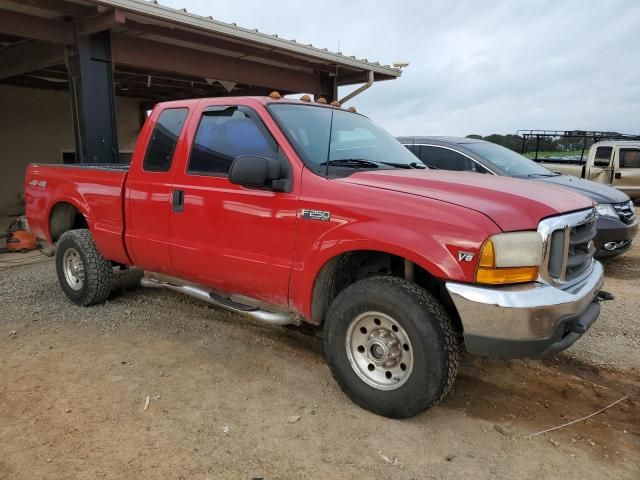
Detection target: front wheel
<box><xmin>324</xmin><ymin>276</ymin><xmax>460</xmax><ymax>418</ymax></box>
<box><xmin>55</xmin><ymin>229</ymin><xmax>113</xmax><ymax>306</ymax></box>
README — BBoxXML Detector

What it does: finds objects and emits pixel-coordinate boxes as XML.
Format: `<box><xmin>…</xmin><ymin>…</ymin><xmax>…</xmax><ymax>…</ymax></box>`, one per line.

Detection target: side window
<box><xmin>188</xmin><ymin>106</ymin><xmax>277</xmax><ymax>175</ymax></box>
<box><xmin>594</xmin><ymin>146</ymin><xmax>613</xmax><ymax>167</ymax></box>
<box><xmin>143</xmin><ymin>108</ymin><xmax>188</xmax><ymax>172</ymax></box>
<box><xmin>404</xmin><ymin>144</ymin><xmax>418</xmax><ymax>156</ymax></box>
<box><xmin>419</xmin><ymin>146</ymin><xmax>489</xmax><ymax>173</ymax></box>
<box><xmin>619</xmin><ymin>149</ymin><xmax>640</xmax><ymax>169</ymax></box>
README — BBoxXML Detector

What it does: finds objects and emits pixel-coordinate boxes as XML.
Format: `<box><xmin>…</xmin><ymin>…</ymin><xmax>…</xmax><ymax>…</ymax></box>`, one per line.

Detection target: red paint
<box><xmin>25</xmin><ymin>96</ymin><xmax>593</xmax><ymax>321</ymax></box>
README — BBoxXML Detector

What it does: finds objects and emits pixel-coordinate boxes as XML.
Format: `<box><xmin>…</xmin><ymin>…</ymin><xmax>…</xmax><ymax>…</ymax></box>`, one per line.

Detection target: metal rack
<box><xmin>516</xmin><ymin>130</ymin><xmax>640</xmax><ymax>162</ymax></box>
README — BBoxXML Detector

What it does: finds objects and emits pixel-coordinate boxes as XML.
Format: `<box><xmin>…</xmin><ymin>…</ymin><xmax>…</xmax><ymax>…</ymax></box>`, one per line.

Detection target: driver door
<box><xmin>169</xmin><ymin>102</ymin><xmax>299</xmax><ymax>308</ymax></box>
<box><xmin>588</xmin><ymin>146</ymin><xmax>614</xmax><ymax>184</ymax></box>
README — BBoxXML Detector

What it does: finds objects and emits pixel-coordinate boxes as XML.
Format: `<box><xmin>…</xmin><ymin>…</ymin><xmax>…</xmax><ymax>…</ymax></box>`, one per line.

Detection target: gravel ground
<box><xmin>0</xmin><ymin>238</ymin><xmax>639</xmax><ymax>479</ymax></box>
<box><xmin>566</xmin><ymin>236</ymin><xmax>640</xmax><ymax>372</ymax></box>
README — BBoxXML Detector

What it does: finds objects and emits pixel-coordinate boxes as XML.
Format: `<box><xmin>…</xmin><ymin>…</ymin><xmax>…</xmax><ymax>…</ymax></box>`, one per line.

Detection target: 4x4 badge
<box><xmin>458</xmin><ymin>251</ymin><xmax>475</xmax><ymax>262</ymax></box>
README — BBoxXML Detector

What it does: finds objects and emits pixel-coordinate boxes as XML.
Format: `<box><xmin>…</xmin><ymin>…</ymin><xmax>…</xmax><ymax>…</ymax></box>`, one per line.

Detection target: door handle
<box><xmin>172</xmin><ymin>189</ymin><xmax>184</xmax><ymax>213</ymax></box>
<box><xmin>614</xmin><ymin>172</ymin><xmax>621</xmax><ymax>179</ymax></box>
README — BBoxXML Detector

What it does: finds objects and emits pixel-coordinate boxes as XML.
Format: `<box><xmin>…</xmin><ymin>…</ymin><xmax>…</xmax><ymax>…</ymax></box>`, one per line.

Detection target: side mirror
<box><xmin>229</xmin><ymin>156</ymin><xmax>283</xmax><ymax>189</ymax></box>
<box><xmin>593</xmin><ymin>159</ymin><xmax>611</xmax><ymax>167</ymax></box>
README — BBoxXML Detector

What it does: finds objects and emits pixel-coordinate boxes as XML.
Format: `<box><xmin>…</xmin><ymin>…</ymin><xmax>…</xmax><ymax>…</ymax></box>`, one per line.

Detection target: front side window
<box><xmin>143</xmin><ymin>108</ymin><xmax>188</xmax><ymax>172</ymax></box>
<box><xmin>188</xmin><ymin>106</ymin><xmax>277</xmax><ymax>175</ymax></box>
<box><xmin>269</xmin><ymin>104</ymin><xmax>423</xmax><ymax>173</ymax></box>
<box><xmin>417</xmin><ymin>146</ymin><xmax>490</xmax><ymax>173</ymax></box>
<box><xmin>619</xmin><ymin>149</ymin><xmax>640</xmax><ymax>169</ymax></box>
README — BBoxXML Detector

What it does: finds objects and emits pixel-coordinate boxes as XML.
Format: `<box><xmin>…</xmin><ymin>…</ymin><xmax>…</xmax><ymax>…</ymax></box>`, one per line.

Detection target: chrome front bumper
<box><xmin>445</xmin><ymin>261</ymin><xmax>605</xmax><ymax>359</ymax></box>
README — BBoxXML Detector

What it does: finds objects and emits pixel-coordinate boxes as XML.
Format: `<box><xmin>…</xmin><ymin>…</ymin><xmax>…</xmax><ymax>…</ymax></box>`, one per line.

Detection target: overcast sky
<box><xmin>162</xmin><ymin>0</ymin><xmax>639</xmax><ymax>136</ymax></box>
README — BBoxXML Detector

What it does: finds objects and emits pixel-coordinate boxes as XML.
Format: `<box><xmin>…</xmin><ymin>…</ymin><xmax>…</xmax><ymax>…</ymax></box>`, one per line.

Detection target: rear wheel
<box><xmin>324</xmin><ymin>276</ymin><xmax>460</xmax><ymax>418</ymax></box>
<box><xmin>55</xmin><ymin>229</ymin><xmax>112</xmax><ymax>306</ymax></box>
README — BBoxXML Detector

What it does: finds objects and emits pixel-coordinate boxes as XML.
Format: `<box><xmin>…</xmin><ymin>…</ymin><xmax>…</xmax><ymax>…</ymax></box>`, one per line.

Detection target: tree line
<box><xmin>466</xmin><ymin>134</ymin><xmax>593</xmax><ymax>153</ymax></box>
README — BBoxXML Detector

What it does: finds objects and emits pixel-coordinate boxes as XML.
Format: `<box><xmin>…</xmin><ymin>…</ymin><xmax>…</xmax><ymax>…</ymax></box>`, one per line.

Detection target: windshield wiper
<box><xmin>321</xmin><ymin>159</ymin><xmax>427</xmax><ymax>170</ymax></box>
<box><xmin>522</xmin><ymin>172</ymin><xmax>561</xmax><ymax>178</ymax></box>
<box><xmin>377</xmin><ymin>161</ymin><xmax>427</xmax><ymax>169</ymax></box>
<box><xmin>320</xmin><ymin>158</ymin><xmax>380</xmax><ymax>169</ymax></box>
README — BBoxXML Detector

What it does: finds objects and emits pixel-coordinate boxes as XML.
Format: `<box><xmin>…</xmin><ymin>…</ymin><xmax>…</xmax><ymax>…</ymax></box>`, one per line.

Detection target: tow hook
<box><xmin>567</xmin><ymin>321</ymin><xmax>587</xmax><ymax>334</ymax></box>
<box><xmin>567</xmin><ymin>291</ymin><xmax>615</xmax><ymax>334</ymax></box>
<box><xmin>596</xmin><ymin>290</ymin><xmax>615</xmax><ymax>302</ymax></box>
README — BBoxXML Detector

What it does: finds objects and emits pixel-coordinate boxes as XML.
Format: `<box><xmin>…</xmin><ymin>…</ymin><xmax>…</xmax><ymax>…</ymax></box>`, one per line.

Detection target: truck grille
<box><xmin>613</xmin><ymin>200</ymin><xmax>636</xmax><ymax>224</ymax></box>
<box><xmin>540</xmin><ymin>208</ymin><xmax>597</xmax><ymax>286</ymax></box>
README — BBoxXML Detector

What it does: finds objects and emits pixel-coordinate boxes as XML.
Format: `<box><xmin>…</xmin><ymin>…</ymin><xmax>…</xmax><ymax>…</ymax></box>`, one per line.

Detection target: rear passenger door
<box><xmin>169</xmin><ymin>103</ymin><xmax>298</xmax><ymax>308</ymax></box>
<box><xmin>125</xmin><ymin>106</ymin><xmax>190</xmax><ymax>274</ymax></box>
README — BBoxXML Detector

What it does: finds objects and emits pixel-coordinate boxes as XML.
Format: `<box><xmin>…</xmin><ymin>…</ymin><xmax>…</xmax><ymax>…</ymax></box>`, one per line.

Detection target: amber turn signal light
<box><xmin>475</xmin><ymin>237</ymin><xmax>539</xmax><ymax>285</ymax></box>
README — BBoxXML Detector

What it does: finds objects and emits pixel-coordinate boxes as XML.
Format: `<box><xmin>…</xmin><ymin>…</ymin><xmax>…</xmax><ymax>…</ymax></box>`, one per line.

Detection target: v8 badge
<box><xmin>457</xmin><ymin>251</ymin><xmax>475</xmax><ymax>262</ymax></box>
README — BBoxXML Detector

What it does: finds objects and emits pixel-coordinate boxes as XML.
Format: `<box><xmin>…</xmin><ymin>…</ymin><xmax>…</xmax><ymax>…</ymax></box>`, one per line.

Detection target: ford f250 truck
<box><xmin>25</xmin><ymin>95</ymin><xmax>607</xmax><ymax>418</ymax></box>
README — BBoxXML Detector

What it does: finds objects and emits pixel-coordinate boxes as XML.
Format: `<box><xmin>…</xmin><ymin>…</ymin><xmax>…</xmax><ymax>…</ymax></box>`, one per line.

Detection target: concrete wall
<box><xmin>0</xmin><ymin>85</ymin><xmax>143</xmax><ymax>215</ymax></box>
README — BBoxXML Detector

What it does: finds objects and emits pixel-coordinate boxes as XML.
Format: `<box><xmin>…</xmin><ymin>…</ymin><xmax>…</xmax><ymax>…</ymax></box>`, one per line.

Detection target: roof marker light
<box><xmin>330</xmin><ymin>100</ymin><xmax>341</xmax><ymax>107</ymax></box>
<box><xmin>300</xmin><ymin>95</ymin><xmax>311</xmax><ymax>102</ymax></box>
<box><xmin>316</xmin><ymin>97</ymin><xmax>327</xmax><ymax>104</ymax></box>
<box><xmin>347</xmin><ymin>106</ymin><xmax>357</xmax><ymax>113</ymax></box>
<box><xmin>269</xmin><ymin>91</ymin><xmax>282</xmax><ymax>99</ymax></box>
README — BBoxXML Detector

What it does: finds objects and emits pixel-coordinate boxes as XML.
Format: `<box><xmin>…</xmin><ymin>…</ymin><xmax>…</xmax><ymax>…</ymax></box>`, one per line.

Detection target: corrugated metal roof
<box><xmin>90</xmin><ymin>0</ymin><xmax>401</xmax><ymax>78</ymax></box>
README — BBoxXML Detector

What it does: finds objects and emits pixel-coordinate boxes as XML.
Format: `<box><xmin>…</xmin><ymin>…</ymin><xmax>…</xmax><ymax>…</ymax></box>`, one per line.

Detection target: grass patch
<box><xmin>523</xmin><ymin>149</ymin><xmax>585</xmax><ymax>159</ymax></box>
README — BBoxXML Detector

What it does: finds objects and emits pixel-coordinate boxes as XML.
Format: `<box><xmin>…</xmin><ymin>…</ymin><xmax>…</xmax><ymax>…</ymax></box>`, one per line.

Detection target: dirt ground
<box><xmin>1</xmin><ymin>234</ymin><xmax>639</xmax><ymax>479</ymax></box>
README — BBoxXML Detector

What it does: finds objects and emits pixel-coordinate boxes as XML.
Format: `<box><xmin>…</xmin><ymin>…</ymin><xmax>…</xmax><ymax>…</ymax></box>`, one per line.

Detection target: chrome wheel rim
<box><xmin>345</xmin><ymin>311</ymin><xmax>414</xmax><ymax>391</ymax></box>
<box><xmin>62</xmin><ymin>247</ymin><xmax>85</xmax><ymax>291</ymax></box>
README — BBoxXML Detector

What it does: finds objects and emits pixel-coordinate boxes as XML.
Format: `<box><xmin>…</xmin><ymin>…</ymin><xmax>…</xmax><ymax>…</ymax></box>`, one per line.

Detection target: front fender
<box><xmin>289</xmin><ymin>207</ymin><xmax>500</xmax><ymax>320</ymax></box>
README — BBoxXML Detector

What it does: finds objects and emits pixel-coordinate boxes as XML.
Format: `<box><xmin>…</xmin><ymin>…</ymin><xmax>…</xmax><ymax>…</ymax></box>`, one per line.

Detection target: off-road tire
<box><xmin>55</xmin><ymin>229</ymin><xmax>113</xmax><ymax>306</ymax></box>
<box><xmin>324</xmin><ymin>276</ymin><xmax>460</xmax><ymax>418</ymax></box>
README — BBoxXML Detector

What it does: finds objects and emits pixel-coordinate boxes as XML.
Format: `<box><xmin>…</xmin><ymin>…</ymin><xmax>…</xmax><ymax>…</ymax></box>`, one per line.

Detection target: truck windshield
<box><xmin>269</xmin><ymin>103</ymin><xmax>425</xmax><ymax>173</ymax></box>
<box><xmin>464</xmin><ymin>142</ymin><xmax>557</xmax><ymax>178</ymax></box>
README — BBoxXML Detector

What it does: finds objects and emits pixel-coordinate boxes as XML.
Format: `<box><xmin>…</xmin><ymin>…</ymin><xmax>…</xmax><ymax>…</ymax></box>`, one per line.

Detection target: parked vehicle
<box><xmin>399</xmin><ymin>137</ymin><xmax>638</xmax><ymax>258</ymax></box>
<box><xmin>536</xmin><ymin>140</ymin><xmax>640</xmax><ymax>201</ymax></box>
<box><xmin>26</xmin><ymin>96</ymin><xmax>607</xmax><ymax>418</ymax></box>
<box><xmin>516</xmin><ymin>130</ymin><xmax>640</xmax><ymax>202</ymax></box>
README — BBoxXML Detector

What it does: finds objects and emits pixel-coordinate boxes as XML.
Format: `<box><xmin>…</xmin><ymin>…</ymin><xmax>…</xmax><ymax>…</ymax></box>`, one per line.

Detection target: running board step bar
<box><xmin>140</xmin><ymin>274</ymin><xmax>297</xmax><ymax>326</ymax></box>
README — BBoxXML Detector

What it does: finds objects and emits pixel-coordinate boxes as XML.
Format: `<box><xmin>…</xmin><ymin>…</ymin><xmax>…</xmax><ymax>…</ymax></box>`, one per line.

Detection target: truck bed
<box><xmin>25</xmin><ymin>163</ymin><xmax>131</xmax><ymax>264</ymax></box>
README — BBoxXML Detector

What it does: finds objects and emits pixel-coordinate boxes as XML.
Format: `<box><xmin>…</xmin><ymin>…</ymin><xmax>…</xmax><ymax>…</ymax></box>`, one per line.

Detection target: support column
<box><xmin>316</xmin><ymin>72</ymin><xmax>337</xmax><ymax>102</ymax></box>
<box><xmin>68</xmin><ymin>30</ymin><xmax>119</xmax><ymax>163</ymax></box>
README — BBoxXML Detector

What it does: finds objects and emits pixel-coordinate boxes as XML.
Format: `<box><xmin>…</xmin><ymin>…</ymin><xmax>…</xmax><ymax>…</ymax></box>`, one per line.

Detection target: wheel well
<box><xmin>49</xmin><ymin>202</ymin><xmax>88</xmax><ymax>242</ymax></box>
<box><xmin>310</xmin><ymin>250</ymin><xmax>462</xmax><ymax>332</ymax></box>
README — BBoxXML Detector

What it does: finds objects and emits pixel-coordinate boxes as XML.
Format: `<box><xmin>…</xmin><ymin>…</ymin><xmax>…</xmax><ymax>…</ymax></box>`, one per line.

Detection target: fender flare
<box><xmin>289</xmin><ymin>221</ymin><xmax>470</xmax><ymax>321</ymax></box>
<box><xmin>45</xmin><ymin>194</ymin><xmax>94</xmax><ymax>243</ymax></box>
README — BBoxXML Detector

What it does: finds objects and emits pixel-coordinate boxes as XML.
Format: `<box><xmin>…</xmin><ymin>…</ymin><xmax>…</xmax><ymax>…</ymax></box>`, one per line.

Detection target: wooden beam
<box><xmin>111</xmin><ymin>34</ymin><xmax>319</xmax><ymax>93</ymax></box>
<box><xmin>2</xmin><ymin>0</ymin><xmax>96</xmax><ymax>18</ymax></box>
<box><xmin>0</xmin><ymin>40</ymin><xmax>65</xmax><ymax>79</ymax></box>
<box><xmin>77</xmin><ymin>9</ymin><xmax>125</xmax><ymax>35</ymax></box>
<box><xmin>0</xmin><ymin>9</ymin><xmax>72</xmax><ymax>44</ymax></box>
<box><xmin>124</xmin><ymin>19</ymin><xmax>333</xmax><ymax>74</ymax></box>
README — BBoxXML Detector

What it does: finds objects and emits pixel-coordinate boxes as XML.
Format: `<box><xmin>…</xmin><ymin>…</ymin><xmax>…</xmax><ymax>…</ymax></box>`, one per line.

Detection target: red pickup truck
<box><xmin>25</xmin><ymin>95</ymin><xmax>606</xmax><ymax>418</ymax></box>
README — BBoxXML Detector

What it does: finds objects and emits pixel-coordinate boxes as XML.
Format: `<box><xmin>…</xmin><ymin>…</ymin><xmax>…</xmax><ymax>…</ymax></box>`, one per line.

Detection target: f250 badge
<box><xmin>457</xmin><ymin>251</ymin><xmax>475</xmax><ymax>262</ymax></box>
<box><xmin>301</xmin><ymin>209</ymin><xmax>331</xmax><ymax>222</ymax></box>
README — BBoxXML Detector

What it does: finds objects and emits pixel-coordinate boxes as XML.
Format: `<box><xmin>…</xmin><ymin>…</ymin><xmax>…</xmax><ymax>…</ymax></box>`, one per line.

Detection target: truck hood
<box><xmin>534</xmin><ymin>174</ymin><xmax>629</xmax><ymax>204</ymax></box>
<box><xmin>338</xmin><ymin>170</ymin><xmax>594</xmax><ymax>232</ymax></box>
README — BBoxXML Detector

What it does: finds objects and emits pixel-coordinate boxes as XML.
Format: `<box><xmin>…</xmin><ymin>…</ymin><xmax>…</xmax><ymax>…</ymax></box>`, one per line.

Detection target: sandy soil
<box><xmin>0</xmin><ymin>239</ymin><xmax>638</xmax><ymax>479</ymax></box>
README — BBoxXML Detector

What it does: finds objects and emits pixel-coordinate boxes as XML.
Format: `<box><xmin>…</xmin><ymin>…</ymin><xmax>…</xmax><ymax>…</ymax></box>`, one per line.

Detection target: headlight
<box><xmin>475</xmin><ymin>231</ymin><xmax>543</xmax><ymax>285</ymax></box>
<box><xmin>595</xmin><ymin>203</ymin><xmax>618</xmax><ymax>219</ymax></box>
